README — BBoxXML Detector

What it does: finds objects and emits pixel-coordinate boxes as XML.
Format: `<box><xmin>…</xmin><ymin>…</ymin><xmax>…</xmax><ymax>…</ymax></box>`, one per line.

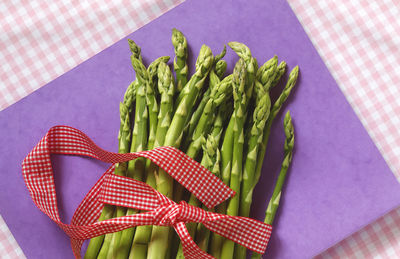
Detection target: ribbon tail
<box><xmin>71</xmin><ymin>238</ymin><xmax>83</xmax><ymax>259</ymax></box>
<box><xmin>174</xmin><ymin>222</ymin><xmax>215</xmax><ymax>259</ymax></box>
<box><xmin>203</xmin><ymin>215</ymin><xmax>273</xmax><ymax>254</ymax></box>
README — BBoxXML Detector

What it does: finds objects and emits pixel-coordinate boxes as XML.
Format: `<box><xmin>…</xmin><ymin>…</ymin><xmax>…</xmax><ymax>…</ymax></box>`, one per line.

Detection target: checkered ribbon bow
<box><xmin>22</xmin><ymin>126</ymin><xmax>272</xmax><ymax>258</ymax></box>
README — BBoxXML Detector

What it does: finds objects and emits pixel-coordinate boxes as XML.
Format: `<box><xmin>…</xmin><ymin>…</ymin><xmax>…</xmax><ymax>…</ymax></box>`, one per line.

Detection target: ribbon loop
<box><xmin>22</xmin><ymin>126</ymin><xmax>272</xmax><ymax>258</ymax></box>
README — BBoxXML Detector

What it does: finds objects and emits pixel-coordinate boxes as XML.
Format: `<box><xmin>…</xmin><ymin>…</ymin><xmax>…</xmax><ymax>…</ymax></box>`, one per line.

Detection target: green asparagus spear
<box><xmin>128</xmin><ymin>39</ymin><xmax>143</xmax><ymax>62</ymax></box>
<box><xmin>84</xmin><ymin>80</ymin><xmax>136</xmax><ymax>259</ymax></box>
<box><xmin>228</xmin><ymin>42</ymin><xmax>252</xmax><ymax>63</ymax></box>
<box><xmin>99</xmin><ymin>55</ymin><xmax>149</xmax><ymax>259</ymax></box>
<box><xmin>84</xmin><ymin>102</ymin><xmax>133</xmax><ymax>258</ymax></box>
<box><xmin>172</xmin><ymin>28</ymin><xmax>188</xmax><ymax>93</ymax></box>
<box><xmin>251</xmin><ymin>111</ymin><xmax>294</xmax><ymax>259</ymax></box>
<box><xmin>240</xmin><ymin>94</ymin><xmax>271</xmax><ymax>215</ymax></box>
<box><xmin>214</xmin><ymin>45</ymin><xmax>227</xmax><ymax>64</ymax></box>
<box><xmin>254</xmin><ymin>66</ymin><xmax>299</xmax><ymax>189</ymax></box>
<box><xmin>236</xmin><ymin>94</ymin><xmax>271</xmax><ymax>259</ymax></box>
<box><xmin>147</xmin><ymin>45</ymin><xmax>214</xmax><ymax>259</ymax></box>
<box><xmin>245</xmin><ymin>56</ymin><xmax>277</xmax><ymax>155</ymax></box>
<box><xmin>218</xmin><ymin>43</ymin><xmax>257</xmax><ymax>259</ymax></box>
<box><xmin>220</xmin><ymin>59</ymin><xmax>247</xmax><ymax>259</ymax></box>
<box><xmin>129</xmin><ymin>61</ymin><xmax>175</xmax><ymax>259</ymax></box>
<box><xmin>266</xmin><ymin>111</ymin><xmax>294</xmax><ymax>224</ymax></box>
<box><xmin>220</xmin><ymin>42</ymin><xmax>253</xmax><ymax>188</ymax></box>
<box><xmin>228</xmin><ymin>42</ymin><xmax>258</xmax><ymax>102</ymax></box>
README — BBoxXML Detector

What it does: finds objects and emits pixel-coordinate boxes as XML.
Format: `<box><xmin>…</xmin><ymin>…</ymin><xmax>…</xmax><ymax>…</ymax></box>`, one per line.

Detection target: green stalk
<box><xmin>236</xmin><ymin>94</ymin><xmax>271</xmax><ymax>259</ymax></box>
<box><xmin>98</xmin><ymin>56</ymin><xmax>149</xmax><ymax>259</ymax></box>
<box><xmin>220</xmin><ymin>59</ymin><xmax>247</xmax><ymax>259</ymax></box>
<box><xmin>219</xmin><ymin>41</ymin><xmax>254</xmax><ymax>188</ymax></box>
<box><xmin>129</xmin><ymin>61</ymin><xmax>174</xmax><ymax>259</ymax></box>
<box><xmin>251</xmin><ymin>111</ymin><xmax>294</xmax><ymax>259</ymax></box>
<box><xmin>172</xmin><ymin>28</ymin><xmax>188</xmax><ymax>93</ymax></box>
<box><xmin>240</xmin><ymin>94</ymin><xmax>271</xmax><ymax>217</ymax></box>
<box><xmin>147</xmin><ymin>45</ymin><xmax>214</xmax><ymax>259</ymax></box>
<box><xmin>265</xmin><ymin>111</ymin><xmax>294</xmax><ymax>224</ymax></box>
<box><xmin>84</xmin><ymin>82</ymin><xmax>136</xmax><ymax>259</ymax></box>
<box><xmin>127</xmin><ymin>56</ymin><xmax>163</xmax><ymax>259</ymax></box>
<box><xmin>254</xmin><ymin>66</ymin><xmax>299</xmax><ymax>190</ymax></box>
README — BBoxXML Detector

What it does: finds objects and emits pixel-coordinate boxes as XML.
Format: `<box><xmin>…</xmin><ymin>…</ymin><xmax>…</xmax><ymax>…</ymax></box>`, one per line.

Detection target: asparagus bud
<box><xmin>128</xmin><ymin>39</ymin><xmax>142</xmax><ymax>62</ymax></box>
<box><xmin>172</xmin><ymin>28</ymin><xmax>188</xmax><ymax>92</ymax></box>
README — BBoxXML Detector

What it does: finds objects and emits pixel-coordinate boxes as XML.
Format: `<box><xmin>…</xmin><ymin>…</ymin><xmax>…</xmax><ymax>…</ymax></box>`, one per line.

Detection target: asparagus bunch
<box><xmin>84</xmin><ymin>29</ymin><xmax>300</xmax><ymax>259</ymax></box>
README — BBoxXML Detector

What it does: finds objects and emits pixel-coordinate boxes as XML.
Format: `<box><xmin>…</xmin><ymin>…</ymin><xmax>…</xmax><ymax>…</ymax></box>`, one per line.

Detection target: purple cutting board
<box><xmin>1</xmin><ymin>0</ymin><xmax>399</xmax><ymax>258</ymax></box>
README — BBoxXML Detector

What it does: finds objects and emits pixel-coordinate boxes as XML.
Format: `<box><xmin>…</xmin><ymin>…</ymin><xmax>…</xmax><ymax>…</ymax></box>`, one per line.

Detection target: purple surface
<box><xmin>1</xmin><ymin>0</ymin><xmax>399</xmax><ymax>258</ymax></box>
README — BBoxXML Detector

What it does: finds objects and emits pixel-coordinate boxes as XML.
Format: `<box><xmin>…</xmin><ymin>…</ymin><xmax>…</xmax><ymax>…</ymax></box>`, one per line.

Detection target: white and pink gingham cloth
<box><xmin>0</xmin><ymin>216</ymin><xmax>25</xmax><ymax>259</ymax></box>
<box><xmin>1</xmin><ymin>0</ymin><xmax>400</xmax><ymax>258</ymax></box>
<box><xmin>287</xmin><ymin>0</ymin><xmax>400</xmax><ymax>258</ymax></box>
<box><xmin>315</xmin><ymin>207</ymin><xmax>400</xmax><ymax>258</ymax></box>
<box><xmin>0</xmin><ymin>0</ymin><xmax>184</xmax><ymax>110</ymax></box>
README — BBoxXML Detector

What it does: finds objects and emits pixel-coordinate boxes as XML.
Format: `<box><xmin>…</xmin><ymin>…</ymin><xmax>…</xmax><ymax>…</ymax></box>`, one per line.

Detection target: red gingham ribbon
<box><xmin>21</xmin><ymin>126</ymin><xmax>272</xmax><ymax>258</ymax></box>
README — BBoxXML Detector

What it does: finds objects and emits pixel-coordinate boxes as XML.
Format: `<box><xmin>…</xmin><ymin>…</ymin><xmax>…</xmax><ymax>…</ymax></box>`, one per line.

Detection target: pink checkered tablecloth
<box><xmin>1</xmin><ymin>0</ymin><xmax>400</xmax><ymax>258</ymax></box>
<box><xmin>0</xmin><ymin>0</ymin><xmax>184</xmax><ymax>110</ymax></box>
<box><xmin>0</xmin><ymin>216</ymin><xmax>25</xmax><ymax>259</ymax></box>
<box><xmin>286</xmin><ymin>0</ymin><xmax>400</xmax><ymax>258</ymax></box>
